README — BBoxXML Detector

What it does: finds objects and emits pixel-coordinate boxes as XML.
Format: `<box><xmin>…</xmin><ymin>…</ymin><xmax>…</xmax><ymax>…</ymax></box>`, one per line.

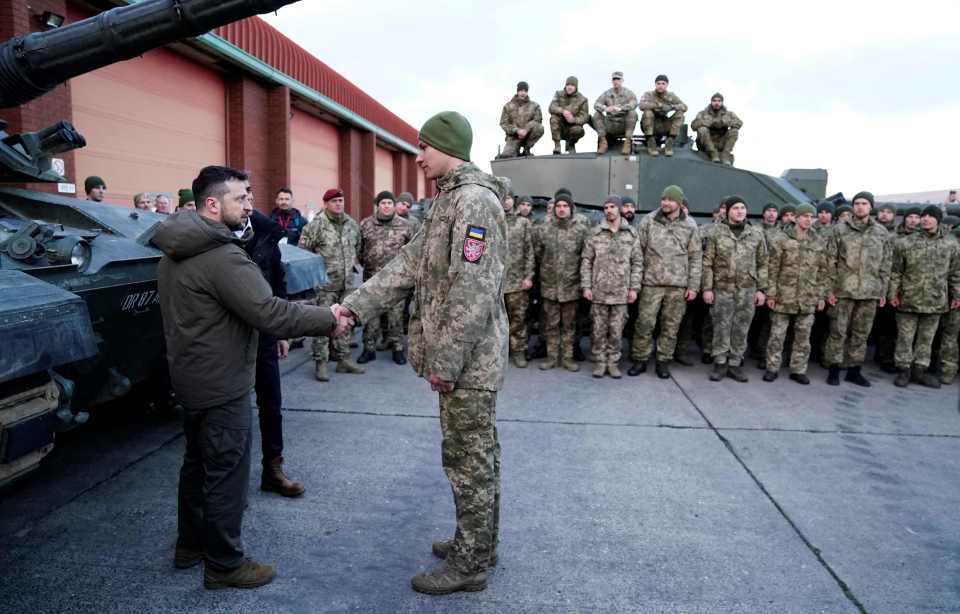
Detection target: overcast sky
<box><xmin>262</xmin><ymin>0</ymin><xmax>960</xmax><ymax>197</ymax></box>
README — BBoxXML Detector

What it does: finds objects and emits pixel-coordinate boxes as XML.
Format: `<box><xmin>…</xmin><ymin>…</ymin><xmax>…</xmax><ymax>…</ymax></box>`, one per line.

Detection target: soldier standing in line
<box><xmin>888</xmin><ymin>206</ymin><xmax>960</xmax><ymax>388</ymax></box>
<box><xmin>581</xmin><ymin>195</ymin><xmax>643</xmax><ymax>378</ymax></box>
<box><xmin>808</xmin><ymin>200</ymin><xmax>836</xmax><ymax>364</ymax></box>
<box><xmin>779</xmin><ymin>204</ymin><xmax>797</xmax><ymax>228</ymax></box>
<box><xmin>548</xmin><ymin>76</ymin><xmax>590</xmax><ymax>155</ymax></box>
<box><xmin>938</xmin><ymin>223</ymin><xmax>960</xmax><ymax>384</ymax></box>
<box><xmin>338</xmin><ymin>111</ymin><xmax>507</xmax><ymax>595</ymax></box>
<box><xmin>897</xmin><ymin>206</ymin><xmax>921</xmax><ymax>237</ymax></box>
<box><xmin>749</xmin><ymin>202</ymin><xmax>782</xmax><ymax>368</ymax></box>
<box><xmin>871</xmin><ymin>202</ymin><xmax>899</xmax><ymax>372</ymax></box>
<box><xmin>690</xmin><ymin>93</ymin><xmax>742</xmax><ymax>165</ymax></box>
<box><xmin>629</xmin><ymin>185</ymin><xmax>702</xmax><ymax>378</ymax></box>
<box><xmin>639</xmin><ymin>74</ymin><xmax>687</xmax><ymax>157</ymax></box>
<box><xmin>762</xmin><ymin>203</ymin><xmax>829</xmax><ymax>384</ymax></box>
<box><xmin>534</xmin><ymin>189</ymin><xmax>590</xmax><ymax>371</ymax></box>
<box><xmin>357</xmin><ymin>190</ymin><xmax>415</xmax><ymax>366</ymax></box>
<box><xmin>835</xmin><ymin>203</ymin><xmax>853</xmax><ymax>223</ymax></box>
<box><xmin>502</xmin><ymin>190</ymin><xmax>536</xmax><ymax>367</ymax></box>
<box><xmin>499</xmin><ymin>81</ymin><xmax>544</xmax><ymax>158</ymax></box>
<box><xmin>395</xmin><ymin>192</ymin><xmax>422</xmax><ymax>236</ymax></box>
<box><xmin>516</xmin><ymin>195</ymin><xmax>534</xmax><ymax>221</ymax></box>
<box><xmin>593</xmin><ymin>71</ymin><xmax>638</xmax><ymax>155</ymax></box>
<box><xmin>823</xmin><ymin>191</ymin><xmax>892</xmax><ymax>386</ymax></box>
<box><xmin>299</xmin><ymin>188</ymin><xmax>365</xmax><ymax>381</ymax></box>
<box><xmin>811</xmin><ymin>201</ymin><xmax>834</xmax><ymax>238</ymax></box>
<box><xmin>876</xmin><ymin>203</ymin><xmax>897</xmax><ymax>232</ymax></box>
<box><xmin>621</xmin><ymin>196</ymin><xmax>637</xmax><ymax>223</ymax></box>
<box><xmin>702</xmin><ymin>196</ymin><xmax>768</xmax><ymax>382</ymax></box>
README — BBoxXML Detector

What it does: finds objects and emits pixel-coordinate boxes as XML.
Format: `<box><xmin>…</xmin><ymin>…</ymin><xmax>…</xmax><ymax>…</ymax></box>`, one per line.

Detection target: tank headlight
<box><xmin>70</xmin><ymin>241</ymin><xmax>91</xmax><ymax>270</ymax></box>
<box><xmin>47</xmin><ymin>236</ymin><xmax>91</xmax><ymax>271</ymax></box>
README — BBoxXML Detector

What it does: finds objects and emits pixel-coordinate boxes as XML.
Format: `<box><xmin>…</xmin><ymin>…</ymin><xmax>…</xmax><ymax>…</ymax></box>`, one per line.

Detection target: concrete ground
<box><xmin>1</xmin><ymin>345</ymin><xmax>958</xmax><ymax>614</ymax></box>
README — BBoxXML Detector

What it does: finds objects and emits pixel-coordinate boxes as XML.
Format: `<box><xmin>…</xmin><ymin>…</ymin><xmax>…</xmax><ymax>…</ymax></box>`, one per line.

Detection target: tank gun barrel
<box><xmin>0</xmin><ymin>0</ymin><xmax>300</xmax><ymax>108</ymax></box>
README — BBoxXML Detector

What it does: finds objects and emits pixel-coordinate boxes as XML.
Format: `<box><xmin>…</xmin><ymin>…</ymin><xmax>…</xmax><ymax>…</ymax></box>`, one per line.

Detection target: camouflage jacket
<box><xmin>594</xmin><ymin>87</ymin><xmax>638</xmax><ymax>116</ymax></box>
<box><xmin>690</xmin><ymin>105</ymin><xmax>742</xmax><ymax>132</ymax></box>
<box><xmin>888</xmin><ymin>227</ymin><xmax>960</xmax><ymax>313</ymax></box>
<box><xmin>825</xmin><ymin>216</ymin><xmax>892</xmax><ymax>300</ymax></box>
<box><xmin>548</xmin><ymin>89</ymin><xmax>590</xmax><ymax>125</ymax></box>
<box><xmin>500</xmin><ymin>96</ymin><xmax>543</xmax><ymax>136</ymax></box>
<box><xmin>702</xmin><ymin>222</ymin><xmax>768</xmax><ymax>294</ymax></box>
<box><xmin>580</xmin><ymin>220</ymin><xmax>643</xmax><ymax>304</ymax></box>
<box><xmin>341</xmin><ymin>162</ymin><xmax>508</xmax><ymax>391</ymax></box>
<box><xmin>760</xmin><ymin>222</ymin><xmax>782</xmax><ymax>252</ymax></box>
<box><xmin>358</xmin><ymin>213</ymin><xmax>415</xmax><ymax>280</ymax></box>
<box><xmin>766</xmin><ymin>225</ymin><xmax>829</xmax><ymax>315</ymax></box>
<box><xmin>398</xmin><ymin>211</ymin><xmax>422</xmax><ymax>237</ymax></box>
<box><xmin>810</xmin><ymin>220</ymin><xmax>834</xmax><ymax>241</ymax></box>
<box><xmin>635</xmin><ymin>210</ymin><xmax>702</xmax><ymax>290</ymax></box>
<box><xmin>638</xmin><ymin>90</ymin><xmax>688</xmax><ymax>115</ymax></box>
<box><xmin>534</xmin><ymin>214</ymin><xmax>590</xmax><ymax>302</ymax></box>
<box><xmin>504</xmin><ymin>213</ymin><xmax>535</xmax><ymax>294</ymax></box>
<box><xmin>298</xmin><ymin>210</ymin><xmax>361</xmax><ymax>291</ymax></box>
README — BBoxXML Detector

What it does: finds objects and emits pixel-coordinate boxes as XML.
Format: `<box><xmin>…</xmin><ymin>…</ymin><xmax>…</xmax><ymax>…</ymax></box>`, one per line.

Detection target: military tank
<box><xmin>0</xmin><ymin>0</ymin><xmax>321</xmax><ymax>486</ymax></box>
<box><xmin>491</xmin><ymin>128</ymin><xmax>825</xmax><ymax>219</ymax></box>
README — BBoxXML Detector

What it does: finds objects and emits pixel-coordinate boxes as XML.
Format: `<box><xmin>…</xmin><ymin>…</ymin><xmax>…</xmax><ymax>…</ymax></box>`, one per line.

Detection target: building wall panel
<box><xmin>374</xmin><ymin>147</ymin><xmax>394</xmax><ymax>196</ymax></box>
<box><xmin>290</xmin><ymin>111</ymin><xmax>339</xmax><ymax>220</ymax></box>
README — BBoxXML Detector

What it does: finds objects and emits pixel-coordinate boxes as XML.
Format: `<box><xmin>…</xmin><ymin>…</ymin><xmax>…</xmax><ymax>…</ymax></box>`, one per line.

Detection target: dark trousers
<box><xmin>255</xmin><ymin>334</ymin><xmax>283</xmax><ymax>465</ymax></box>
<box><xmin>177</xmin><ymin>394</ymin><xmax>252</xmax><ymax>572</ymax></box>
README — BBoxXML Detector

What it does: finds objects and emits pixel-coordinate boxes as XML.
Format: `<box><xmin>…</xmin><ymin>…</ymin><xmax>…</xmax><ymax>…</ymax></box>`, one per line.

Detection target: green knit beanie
<box><xmin>178</xmin><ymin>188</ymin><xmax>194</xmax><ymax>206</ymax></box>
<box><xmin>661</xmin><ymin>185</ymin><xmax>684</xmax><ymax>204</ymax></box>
<box><xmin>419</xmin><ymin>111</ymin><xmax>472</xmax><ymax>162</ymax></box>
<box><xmin>796</xmin><ymin>203</ymin><xmax>817</xmax><ymax>217</ymax></box>
<box><xmin>85</xmin><ymin>175</ymin><xmax>105</xmax><ymax>194</ymax></box>
<box><xmin>565</xmin><ymin>76</ymin><xmax>578</xmax><ymax>88</ymax></box>
<box><xmin>554</xmin><ymin>188</ymin><xmax>573</xmax><ymax>205</ymax></box>
<box><xmin>396</xmin><ymin>192</ymin><xmax>414</xmax><ymax>205</ymax></box>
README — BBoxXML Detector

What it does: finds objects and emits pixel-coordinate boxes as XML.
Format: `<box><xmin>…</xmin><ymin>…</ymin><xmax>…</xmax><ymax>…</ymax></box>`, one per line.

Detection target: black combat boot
<box><xmin>844</xmin><ymin>365</ymin><xmax>871</xmax><ymax>387</ymax></box>
<box><xmin>917</xmin><ymin>367</ymin><xmax>942</xmax><ymax>389</ymax></box>
<box><xmin>727</xmin><ymin>365</ymin><xmax>749</xmax><ymax>383</ymax></box>
<box><xmin>709</xmin><ymin>362</ymin><xmax>727</xmax><ymax>381</ymax></box>
<box><xmin>762</xmin><ymin>370</ymin><xmax>778</xmax><ymax>382</ymax></box>
<box><xmin>789</xmin><ymin>373</ymin><xmax>810</xmax><ymax>385</ymax></box>
<box><xmin>655</xmin><ymin>361</ymin><xmax>671</xmax><ymax>379</ymax></box>
<box><xmin>894</xmin><ymin>368</ymin><xmax>910</xmax><ymax>387</ymax></box>
<box><xmin>628</xmin><ymin>360</ymin><xmax>647</xmax><ymax>376</ymax></box>
<box><xmin>701</xmin><ymin>352</ymin><xmax>714</xmax><ymax>365</ymax></box>
<box><xmin>674</xmin><ymin>353</ymin><xmax>695</xmax><ymax>367</ymax></box>
<box><xmin>356</xmin><ymin>349</ymin><xmax>376</xmax><ymax>364</ymax></box>
<box><xmin>393</xmin><ymin>349</ymin><xmax>406</xmax><ymax>365</ymax></box>
<box><xmin>826</xmin><ymin>366</ymin><xmax>841</xmax><ymax>386</ymax></box>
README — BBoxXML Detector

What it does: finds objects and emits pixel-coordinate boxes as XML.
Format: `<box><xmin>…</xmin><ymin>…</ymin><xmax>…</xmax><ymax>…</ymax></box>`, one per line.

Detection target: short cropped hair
<box><xmin>276</xmin><ymin>187</ymin><xmax>293</xmax><ymax>197</ymax></box>
<box><xmin>192</xmin><ymin>166</ymin><xmax>249</xmax><ymax>210</ymax></box>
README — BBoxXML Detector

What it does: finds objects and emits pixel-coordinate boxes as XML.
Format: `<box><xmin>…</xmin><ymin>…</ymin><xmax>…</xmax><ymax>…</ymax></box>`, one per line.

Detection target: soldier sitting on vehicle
<box><xmin>549</xmin><ymin>76</ymin><xmax>590</xmax><ymax>155</ymax></box>
<box><xmin>592</xmin><ymin>71</ymin><xmax>638</xmax><ymax>155</ymax></box>
<box><xmin>690</xmin><ymin>93</ymin><xmax>742</xmax><ymax>165</ymax></box>
<box><xmin>639</xmin><ymin>74</ymin><xmax>687</xmax><ymax>157</ymax></box>
<box><xmin>499</xmin><ymin>81</ymin><xmax>544</xmax><ymax>158</ymax></box>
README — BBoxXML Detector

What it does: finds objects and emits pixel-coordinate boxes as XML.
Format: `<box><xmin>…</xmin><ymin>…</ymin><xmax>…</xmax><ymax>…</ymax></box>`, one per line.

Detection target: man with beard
<box><xmin>499</xmin><ymin>81</ymin><xmax>543</xmax><ymax>157</ymax></box>
<box><xmin>691</xmin><ymin>93</ymin><xmax>742</xmax><ymax>165</ymax></box>
<box><xmin>270</xmin><ymin>188</ymin><xmax>306</xmax><ymax>245</ymax></box>
<box><xmin>593</xmin><ymin>71</ymin><xmax>639</xmax><ymax>155</ymax></box>
<box><xmin>548</xmin><ymin>76</ymin><xmax>590</xmax><ymax>155</ymax></box>
<box><xmin>639</xmin><ymin>74</ymin><xmax>688</xmax><ymax>157</ymax></box>
<box><xmin>811</xmin><ymin>201</ymin><xmax>835</xmax><ymax>238</ymax></box>
<box><xmin>620</xmin><ymin>196</ymin><xmax>637</xmax><ymax>223</ymax></box>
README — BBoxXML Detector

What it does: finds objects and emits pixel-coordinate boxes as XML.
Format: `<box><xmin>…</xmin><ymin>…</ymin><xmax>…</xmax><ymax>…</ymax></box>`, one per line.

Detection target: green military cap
<box><xmin>565</xmin><ymin>76</ymin><xmax>578</xmax><ymax>87</ymax></box>
<box><xmin>178</xmin><ymin>189</ymin><xmax>194</xmax><ymax>206</ymax></box>
<box><xmin>816</xmin><ymin>201</ymin><xmax>835</xmax><ymax>214</ymax></box>
<box><xmin>516</xmin><ymin>195</ymin><xmax>533</xmax><ymax>206</ymax></box>
<box><xmin>836</xmin><ymin>204</ymin><xmax>853</xmax><ymax>216</ymax></box>
<box><xmin>374</xmin><ymin>190</ymin><xmax>396</xmax><ymax>204</ymax></box>
<box><xmin>661</xmin><ymin>185</ymin><xmax>684</xmax><ymax>204</ymax></box>
<box><xmin>904</xmin><ymin>206</ymin><xmax>922</xmax><ymax>217</ymax></box>
<box><xmin>517</xmin><ymin>81</ymin><xmax>529</xmax><ymax>92</ymax></box>
<box><xmin>762</xmin><ymin>202</ymin><xmax>779</xmax><ymax>214</ymax></box>
<box><xmin>396</xmin><ymin>191</ymin><xmax>415</xmax><ymax>204</ymax></box>
<box><xmin>876</xmin><ymin>202</ymin><xmax>896</xmax><ymax>214</ymax></box>
<box><xmin>84</xmin><ymin>175</ymin><xmax>106</xmax><ymax>194</ymax></box>
<box><xmin>796</xmin><ymin>203</ymin><xmax>817</xmax><ymax>216</ymax></box>
<box><xmin>655</xmin><ymin>74</ymin><xmax>669</xmax><ymax>83</ymax></box>
<box><xmin>419</xmin><ymin>111</ymin><xmax>472</xmax><ymax>162</ymax></box>
<box><xmin>779</xmin><ymin>203</ymin><xmax>797</xmax><ymax>216</ymax></box>
<box><xmin>852</xmin><ymin>191</ymin><xmax>875</xmax><ymax>207</ymax></box>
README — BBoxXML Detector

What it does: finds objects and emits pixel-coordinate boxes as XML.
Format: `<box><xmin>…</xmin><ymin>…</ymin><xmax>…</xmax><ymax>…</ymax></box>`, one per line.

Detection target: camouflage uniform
<box><xmin>765</xmin><ymin>226</ymin><xmax>829</xmax><ymax>374</ymax></box>
<box><xmin>638</xmin><ymin>89</ymin><xmax>688</xmax><ymax>138</ymax></box>
<box><xmin>690</xmin><ymin>104</ymin><xmax>742</xmax><ymax>159</ymax></box>
<box><xmin>750</xmin><ymin>221</ymin><xmax>784</xmax><ymax>360</ymax></box>
<box><xmin>810</xmin><ymin>220</ymin><xmax>834</xmax><ymax>241</ymax></box>
<box><xmin>500</xmin><ymin>95</ymin><xmax>544</xmax><ymax>157</ymax></box>
<box><xmin>341</xmin><ymin>162</ymin><xmax>507</xmax><ymax>576</ymax></box>
<box><xmin>299</xmin><ymin>211</ymin><xmax>361</xmax><ymax>362</ymax></box>
<box><xmin>592</xmin><ymin>87</ymin><xmax>638</xmax><ymax>139</ymax></box>
<box><xmin>703</xmin><ymin>222</ymin><xmax>768</xmax><ymax>367</ymax></box>
<box><xmin>888</xmin><ymin>226</ymin><xmax>960</xmax><ymax>369</ymax></box>
<box><xmin>503</xmin><ymin>211</ymin><xmax>535</xmax><ymax>356</ymax></box>
<box><xmin>632</xmin><ymin>210</ymin><xmax>702</xmax><ymax>363</ymax></box>
<box><xmin>822</xmin><ymin>216</ymin><xmax>892</xmax><ymax>368</ymax></box>
<box><xmin>580</xmin><ymin>220</ymin><xmax>643</xmax><ymax>365</ymax></box>
<box><xmin>548</xmin><ymin>87</ymin><xmax>590</xmax><ymax>147</ymax></box>
<box><xmin>534</xmin><ymin>211</ymin><xmax>590</xmax><ymax>363</ymax></box>
<box><xmin>398</xmin><ymin>211</ymin><xmax>422</xmax><ymax>237</ymax></box>
<box><xmin>358</xmin><ymin>212</ymin><xmax>415</xmax><ymax>352</ymax></box>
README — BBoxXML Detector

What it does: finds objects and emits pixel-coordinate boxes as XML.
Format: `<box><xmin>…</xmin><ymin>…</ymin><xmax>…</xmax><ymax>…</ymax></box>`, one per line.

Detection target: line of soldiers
<box><xmin>499</xmin><ymin>72</ymin><xmax>741</xmax><ymax>163</ymax></box>
<box><xmin>500</xmin><ymin>187</ymin><xmax>960</xmax><ymax>388</ymax></box>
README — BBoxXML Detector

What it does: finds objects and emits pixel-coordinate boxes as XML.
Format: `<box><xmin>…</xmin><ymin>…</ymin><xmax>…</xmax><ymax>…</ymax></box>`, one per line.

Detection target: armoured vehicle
<box><xmin>0</xmin><ymin>0</ymin><xmax>317</xmax><ymax>486</ymax></box>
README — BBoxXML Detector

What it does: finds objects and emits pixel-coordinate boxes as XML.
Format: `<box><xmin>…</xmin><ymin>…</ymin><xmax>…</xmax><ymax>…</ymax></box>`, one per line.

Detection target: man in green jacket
<box><xmin>499</xmin><ymin>81</ymin><xmax>543</xmax><ymax>157</ymax></box>
<box><xmin>548</xmin><ymin>76</ymin><xmax>590</xmax><ymax>154</ymax></box>
<box><xmin>153</xmin><ymin>165</ymin><xmax>344</xmax><ymax>590</ymax></box>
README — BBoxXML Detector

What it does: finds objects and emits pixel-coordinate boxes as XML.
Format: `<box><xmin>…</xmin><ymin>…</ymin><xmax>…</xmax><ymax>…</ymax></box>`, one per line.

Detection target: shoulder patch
<box><xmin>463</xmin><ymin>225</ymin><xmax>487</xmax><ymax>263</ymax></box>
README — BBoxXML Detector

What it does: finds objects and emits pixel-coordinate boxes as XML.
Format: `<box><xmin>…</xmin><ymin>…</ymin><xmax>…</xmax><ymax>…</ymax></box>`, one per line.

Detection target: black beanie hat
<box><xmin>621</xmin><ymin>195</ymin><xmax>636</xmax><ymax>206</ymax></box>
<box><xmin>723</xmin><ymin>194</ymin><xmax>747</xmax><ymax>208</ymax></box>
<box><xmin>655</xmin><ymin>74</ymin><xmax>669</xmax><ymax>83</ymax></box>
<box><xmin>921</xmin><ymin>205</ymin><xmax>943</xmax><ymax>222</ymax></box>
<box><xmin>517</xmin><ymin>81</ymin><xmax>529</xmax><ymax>92</ymax></box>
<box><xmin>816</xmin><ymin>201</ymin><xmax>835</xmax><ymax>215</ymax></box>
<box><xmin>374</xmin><ymin>190</ymin><xmax>395</xmax><ymax>204</ymax></box>
<box><xmin>762</xmin><ymin>202</ymin><xmax>778</xmax><ymax>214</ymax></box>
<box><xmin>554</xmin><ymin>188</ymin><xmax>573</xmax><ymax>205</ymax></box>
<box><xmin>876</xmin><ymin>202</ymin><xmax>896</xmax><ymax>214</ymax></box>
<box><xmin>836</xmin><ymin>204</ymin><xmax>853</xmax><ymax>216</ymax></box>
<box><xmin>852</xmin><ymin>191</ymin><xmax>875</xmax><ymax>207</ymax></box>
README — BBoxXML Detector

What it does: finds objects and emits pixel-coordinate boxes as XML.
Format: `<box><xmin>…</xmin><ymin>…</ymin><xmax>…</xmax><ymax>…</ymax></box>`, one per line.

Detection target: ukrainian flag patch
<box><xmin>467</xmin><ymin>225</ymin><xmax>486</xmax><ymax>241</ymax></box>
<box><xmin>463</xmin><ymin>225</ymin><xmax>487</xmax><ymax>262</ymax></box>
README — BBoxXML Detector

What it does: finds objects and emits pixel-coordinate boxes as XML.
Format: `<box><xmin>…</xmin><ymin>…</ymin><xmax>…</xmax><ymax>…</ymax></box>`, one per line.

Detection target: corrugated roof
<box><xmin>214</xmin><ymin>18</ymin><xmax>418</xmax><ymax>147</ymax></box>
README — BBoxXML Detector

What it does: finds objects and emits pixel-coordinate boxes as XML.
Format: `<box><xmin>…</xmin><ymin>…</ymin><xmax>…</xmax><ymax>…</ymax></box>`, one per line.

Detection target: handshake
<box><xmin>330</xmin><ymin>304</ymin><xmax>356</xmax><ymax>338</ymax></box>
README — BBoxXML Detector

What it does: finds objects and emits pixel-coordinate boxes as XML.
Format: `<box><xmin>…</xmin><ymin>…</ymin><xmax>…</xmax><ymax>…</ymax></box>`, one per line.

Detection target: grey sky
<box><xmin>262</xmin><ymin>0</ymin><xmax>960</xmax><ymax>196</ymax></box>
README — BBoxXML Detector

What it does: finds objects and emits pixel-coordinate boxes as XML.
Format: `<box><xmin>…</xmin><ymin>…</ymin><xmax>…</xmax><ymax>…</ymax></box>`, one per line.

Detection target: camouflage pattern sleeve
<box><xmin>573</xmin><ymin>95</ymin><xmax>589</xmax><ymax>125</ymax></box>
<box><xmin>629</xmin><ymin>235</ymin><xmax>644</xmax><ymax>291</ymax></box>
<box><xmin>580</xmin><ymin>235</ymin><xmax>596</xmax><ymax>291</ymax></box>
<box><xmin>879</xmin><ymin>232</ymin><xmax>893</xmax><ymax>297</ymax></box>
<box><xmin>756</xmin><ymin>234</ymin><xmax>769</xmax><ymax>292</ymax></box>
<box><xmin>726</xmin><ymin>110</ymin><xmax>743</xmax><ymax>129</ymax></box>
<box><xmin>701</xmin><ymin>233</ymin><xmax>716</xmax><ymax>292</ymax></box>
<box><xmin>499</xmin><ymin>102</ymin><xmax>516</xmax><ymax>135</ymax></box>
<box><xmin>816</xmin><ymin>239</ymin><xmax>830</xmax><ymax>300</ymax></box>
<box><xmin>548</xmin><ymin>92</ymin><xmax>563</xmax><ymax>117</ymax></box>
<box><xmin>638</xmin><ymin>91</ymin><xmax>658</xmax><ymax>112</ymax></box>
<box><xmin>523</xmin><ymin>220</ymin><xmax>535</xmax><ymax>282</ymax></box>
<box><xmin>341</xmin><ymin>230</ymin><xmax>423</xmax><ymax>327</ymax></box>
<box><xmin>949</xmin><ymin>241</ymin><xmax>960</xmax><ymax>303</ymax></box>
<box><xmin>594</xmin><ymin>90</ymin><xmax>609</xmax><ymax>114</ymax></box>
<box><xmin>427</xmin><ymin>192</ymin><xmax>506</xmax><ymax>382</ymax></box>
<box><xmin>690</xmin><ymin>110</ymin><xmax>706</xmax><ymax>131</ymax></box>
<box><xmin>670</xmin><ymin>93</ymin><xmax>688</xmax><ymax>113</ymax></box>
<box><xmin>824</xmin><ymin>229</ymin><xmax>840</xmax><ymax>296</ymax></box>
<box><xmin>297</xmin><ymin>217</ymin><xmax>321</xmax><ymax>251</ymax></box>
<box><xmin>766</xmin><ymin>236</ymin><xmax>783</xmax><ymax>302</ymax></box>
<box><xmin>887</xmin><ymin>240</ymin><xmax>904</xmax><ymax>302</ymax></box>
<box><xmin>527</xmin><ymin>103</ymin><xmax>543</xmax><ymax>131</ymax></box>
<box><xmin>687</xmin><ymin>227</ymin><xmax>703</xmax><ymax>292</ymax></box>
<box><xmin>621</xmin><ymin>90</ymin><xmax>638</xmax><ymax>112</ymax></box>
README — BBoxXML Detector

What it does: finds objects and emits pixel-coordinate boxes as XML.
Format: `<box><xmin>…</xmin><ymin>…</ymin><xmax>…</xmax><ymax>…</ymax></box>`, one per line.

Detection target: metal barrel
<box><xmin>0</xmin><ymin>0</ymin><xmax>300</xmax><ymax>108</ymax></box>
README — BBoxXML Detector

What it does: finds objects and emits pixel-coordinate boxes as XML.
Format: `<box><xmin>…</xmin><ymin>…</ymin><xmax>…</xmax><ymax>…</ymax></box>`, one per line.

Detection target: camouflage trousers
<box><xmin>362</xmin><ymin>300</ymin><xmax>404</xmax><ymax>352</ymax></box>
<box><xmin>439</xmin><ymin>388</ymin><xmax>500</xmax><ymax>575</ymax></box>
<box><xmin>641</xmin><ymin>111</ymin><xmax>685</xmax><ymax>137</ymax></box>
<box><xmin>502</xmin><ymin>124</ymin><xmax>544</xmax><ymax>157</ymax></box>
<box><xmin>710</xmin><ymin>288</ymin><xmax>757</xmax><ymax>366</ymax></box>
<box><xmin>311</xmin><ymin>288</ymin><xmax>351</xmax><ymax>362</ymax></box>
<box><xmin>939</xmin><ymin>309</ymin><xmax>960</xmax><ymax>378</ymax></box>
<box><xmin>695</xmin><ymin>128</ymin><xmax>739</xmax><ymax>154</ymax></box>
<box><xmin>632</xmin><ymin>286</ymin><xmax>687</xmax><ymax>363</ymax></box>
<box><xmin>592</xmin><ymin>110</ymin><xmax>638</xmax><ymax>138</ymax></box>
<box><xmin>824</xmin><ymin>298</ymin><xmax>878</xmax><ymax>367</ymax></box>
<box><xmin>504</xmin><ymin>290</ymin><xmax>529</xmax><ymax>355</ymax></box>
<box><xmin>766</xmin><ymin>312</ymin><xmax>815</xmax><ymax>373</ymax></box>
<box><xmin>590</xmin><ymin>303</ymin><xmax>628</xmax><ymax>364</ymax></box>
<box><xmin>543</xmin><ymin>299</ymin><xmax>578</xmax><ymax>360</ymax></box>
<box><xmin>549</xmin><ymin>115</ymin><xmax>586</xmax><ymax>144</ymax></box>
<box><xmin>894</xmin><ymin>312</ymin><xmax>941</xmax><ymax>369</ymax></box>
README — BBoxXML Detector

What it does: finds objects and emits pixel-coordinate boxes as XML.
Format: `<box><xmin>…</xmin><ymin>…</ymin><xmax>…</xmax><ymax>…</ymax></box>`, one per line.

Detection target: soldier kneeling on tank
<box><xmin>549</xmin><ymin>76</ymin><xmax>590</xmax><ymax>155</ymax></box>
<box><xmin>639</xmin><ymin>74</ymin><xmax>687</xmax><ymax>157</ymax></box>
<box><xmin>691</xmin><ymin>93</ymin><xmax>742</xmax><ymax>165</ymax></box>
<box><xmin>592</xmin><ymin>71</ymin><xmax>638</xmax><ymax>155</ymax></box>
<box><xmin>499</xmin><ymin>81</ymin><xmax>544</xmax><ymax>158</ymax></box>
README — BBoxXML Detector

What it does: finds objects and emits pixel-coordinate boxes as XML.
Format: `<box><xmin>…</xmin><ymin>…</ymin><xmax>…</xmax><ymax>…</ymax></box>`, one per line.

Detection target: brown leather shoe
<box><xmin>174</xmin><ymin>544</ymin><xmax>204</xmax><ymax>569</ymax></box>
<box><xmin>261</xmin><ymin>456</ymin><xmax>305</xmax><ymax>497</ymax></box>
<box><xmin>204</xmin><ymin>558</ymin><xmax>276</xmax><ymax>590</ymax></box>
